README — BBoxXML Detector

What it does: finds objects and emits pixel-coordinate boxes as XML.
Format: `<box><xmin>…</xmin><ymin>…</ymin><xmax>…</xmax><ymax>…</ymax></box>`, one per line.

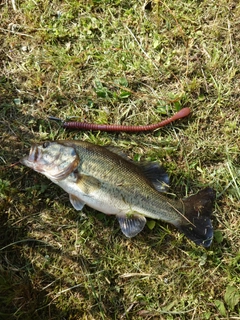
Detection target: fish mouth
<box><xmin>20</xmin><ymin>145</ymin><xmax>47</xmax><ymax>174</ymax></box>
<box><xmin>20</xmin><ymin>143</ymin><xmax>80</xmax><ymax>180</ymax></box>
<box><xmin>20</xmin><ymin>145</ymin><xmax>38</xmax><ymax>167</ymax></box>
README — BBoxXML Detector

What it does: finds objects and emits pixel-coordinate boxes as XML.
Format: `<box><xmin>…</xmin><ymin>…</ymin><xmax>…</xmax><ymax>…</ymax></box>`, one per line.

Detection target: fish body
<box><xmin>21</xmin><ymin>140</ymin><xmax>216</xmax><ymax>247</ymax></box>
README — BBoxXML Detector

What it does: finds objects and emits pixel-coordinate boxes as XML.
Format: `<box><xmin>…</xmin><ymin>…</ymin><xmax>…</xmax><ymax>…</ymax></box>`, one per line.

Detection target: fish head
<box><xmin>20</xmin><ymin>141</ymin><xmax>79</xmax><ymax>180</ymax></box>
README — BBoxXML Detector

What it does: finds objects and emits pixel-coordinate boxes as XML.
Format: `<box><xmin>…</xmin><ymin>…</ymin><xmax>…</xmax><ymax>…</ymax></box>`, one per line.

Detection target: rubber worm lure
<box><xmin>49</xmin><ymin>107</ymin><xmax>191</xmax><ymax>133</ymax></box>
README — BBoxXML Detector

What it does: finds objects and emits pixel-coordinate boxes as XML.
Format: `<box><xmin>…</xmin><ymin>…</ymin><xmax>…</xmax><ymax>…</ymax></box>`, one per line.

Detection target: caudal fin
<box><xmin>179</xmin><ymin>187</ymin><xmax>216</xmax><ymax>247</ymax></box>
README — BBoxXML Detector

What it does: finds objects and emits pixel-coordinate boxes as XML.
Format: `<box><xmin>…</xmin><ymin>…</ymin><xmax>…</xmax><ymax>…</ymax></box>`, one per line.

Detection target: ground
<box><xmin>0</xmin><ymin>0</ymin><xmax>240</xmax><ymax>319</ymax></box>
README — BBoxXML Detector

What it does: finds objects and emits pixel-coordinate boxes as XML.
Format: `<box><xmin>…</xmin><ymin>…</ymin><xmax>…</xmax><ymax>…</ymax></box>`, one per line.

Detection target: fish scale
<box><xmin>73</xmin><ymin>142</ymin><xmax>183</xmax><ymax>222</ymax></box>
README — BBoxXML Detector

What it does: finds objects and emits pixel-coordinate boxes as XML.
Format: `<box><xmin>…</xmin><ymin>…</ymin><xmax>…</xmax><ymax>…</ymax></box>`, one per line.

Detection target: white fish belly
<box><xmin>54</xmin><ymin>177</ymin><xmax>133</xmax><ymax>216</ymax></box>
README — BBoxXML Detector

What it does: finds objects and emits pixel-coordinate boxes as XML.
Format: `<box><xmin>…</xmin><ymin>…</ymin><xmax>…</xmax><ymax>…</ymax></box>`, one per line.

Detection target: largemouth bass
<box><xmin>20</xmin><ymin>140</ymin><xmax>216</xmax><ymax>247</ymax></box>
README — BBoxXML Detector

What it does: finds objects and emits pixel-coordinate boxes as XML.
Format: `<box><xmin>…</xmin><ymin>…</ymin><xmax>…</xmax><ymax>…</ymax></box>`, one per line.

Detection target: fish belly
<box><xmin>55</xmin><ymin>177</ymin><xmax>134</xmax><ymax>216</ymax></box>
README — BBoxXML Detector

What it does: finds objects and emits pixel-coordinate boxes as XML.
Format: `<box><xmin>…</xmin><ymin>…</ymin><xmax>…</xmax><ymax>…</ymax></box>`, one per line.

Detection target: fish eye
<box><xmin>42</xmin><ymin>141</ymin><xmax>50</xmax><ymax>148</ymax></box>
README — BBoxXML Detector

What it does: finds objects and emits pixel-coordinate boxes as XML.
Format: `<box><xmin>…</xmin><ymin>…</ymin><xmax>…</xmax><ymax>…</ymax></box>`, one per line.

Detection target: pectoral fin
<box><xmin>117</xmin><ymin>214</ymin><xmax>146</xmax><ymax>238</ymax></box>
<box><xmin>75</xmin><ymin>174</ymin><xmax>101</xmax><ymax>194</ymax></box>
<box><xmin>69</xmin><ymin>194</ymin><xmax>85</xmax><ymax>211</ymax></box>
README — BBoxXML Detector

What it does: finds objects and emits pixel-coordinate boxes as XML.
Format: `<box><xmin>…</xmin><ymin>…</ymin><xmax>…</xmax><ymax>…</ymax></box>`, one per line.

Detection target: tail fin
<box><xmin>179</xmin><ymin>187</ymin><xmax>216</xmax><ymax>247</ymax></box>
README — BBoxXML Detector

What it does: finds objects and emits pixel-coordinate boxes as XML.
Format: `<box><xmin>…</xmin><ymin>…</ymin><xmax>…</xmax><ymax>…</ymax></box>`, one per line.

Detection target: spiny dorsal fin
<box><xmin>105</xmin><ymin>146</ymin><xmax>131</xmax><ymax>160</ymax></box>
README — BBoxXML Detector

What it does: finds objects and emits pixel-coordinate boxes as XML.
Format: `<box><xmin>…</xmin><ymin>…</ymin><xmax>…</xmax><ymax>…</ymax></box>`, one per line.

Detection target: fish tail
<box><xmin>178</xmin><ymin>187</ymin><xmax>216</xmax><ymax>247</ymax></box>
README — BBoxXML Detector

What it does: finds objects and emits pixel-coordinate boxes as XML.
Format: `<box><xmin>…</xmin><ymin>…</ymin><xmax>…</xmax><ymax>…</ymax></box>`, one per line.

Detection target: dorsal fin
<box><xmin>105</xmin><ymin>146</ymin><xmax>131</xmax><ymax>160</ymax></box>
<box><xmin>105</xmin><ymin>146</ymin><xmax>170</xmax><ymax>192</ymax></box>
<box><xmin>139</xmin><ymin>162</ymin><xmax>169</xmax><ymax>192</ymax></box>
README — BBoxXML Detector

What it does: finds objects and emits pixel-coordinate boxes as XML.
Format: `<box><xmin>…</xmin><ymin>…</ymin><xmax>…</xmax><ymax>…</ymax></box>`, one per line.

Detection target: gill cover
<box><xmin>21</xmin><ymin>141</ymin><xmax>79</xmax><ymax>180</ymax></box>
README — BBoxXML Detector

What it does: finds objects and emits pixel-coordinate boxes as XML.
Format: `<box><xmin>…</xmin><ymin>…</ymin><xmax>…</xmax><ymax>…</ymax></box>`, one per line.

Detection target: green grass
<box><xmin>0</xmin><ymin>0</ymin><xmax>240</xmax><ymax>319</ymax></box>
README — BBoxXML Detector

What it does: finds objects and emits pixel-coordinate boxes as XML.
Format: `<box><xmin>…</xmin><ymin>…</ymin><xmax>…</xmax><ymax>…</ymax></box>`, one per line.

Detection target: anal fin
<box><xmin>117</xmin><ymin>214</ymin><xmax>146</xmax><ymax>238</ymax></box>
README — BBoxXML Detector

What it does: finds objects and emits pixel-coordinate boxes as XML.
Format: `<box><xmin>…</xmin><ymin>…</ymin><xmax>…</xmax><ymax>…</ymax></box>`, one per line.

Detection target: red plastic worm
<box><xmin>60</xmin><ymin>107</ymin><xmax>191</xmax><ymax>132</ymax></box>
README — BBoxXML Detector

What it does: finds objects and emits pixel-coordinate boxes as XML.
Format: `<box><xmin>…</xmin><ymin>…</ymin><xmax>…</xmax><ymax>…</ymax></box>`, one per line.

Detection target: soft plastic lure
<box><xmin>50</xmin><ymin>107</ymin><xmax>191</xmax><ymax>132</ymax></box>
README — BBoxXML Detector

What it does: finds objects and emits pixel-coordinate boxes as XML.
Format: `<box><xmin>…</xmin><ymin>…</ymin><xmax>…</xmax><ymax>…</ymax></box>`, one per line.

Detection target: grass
<box><xmin>0</xmin><ymin>0</ymin><xmax>240</xmax><ymax>319</ymax></box>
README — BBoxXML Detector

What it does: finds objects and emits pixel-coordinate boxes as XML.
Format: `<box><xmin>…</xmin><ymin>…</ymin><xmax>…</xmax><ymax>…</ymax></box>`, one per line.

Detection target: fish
<box><xmin>20</xmin><ymin>140</ymin><xmax>216</xmax><ymax>247</ymax></box>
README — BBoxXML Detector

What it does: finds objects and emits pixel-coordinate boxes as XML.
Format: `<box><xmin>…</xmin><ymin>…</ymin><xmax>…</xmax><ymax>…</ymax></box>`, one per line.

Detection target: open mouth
<box><xmin>29</xmin><ymin>145</ymin><xmax>39</xmax><ymax>162</ymax></box>
<box><xmin>20</xmin><ymin>145</ymin><xmax>40</xmax><ymax>169</ymax></box>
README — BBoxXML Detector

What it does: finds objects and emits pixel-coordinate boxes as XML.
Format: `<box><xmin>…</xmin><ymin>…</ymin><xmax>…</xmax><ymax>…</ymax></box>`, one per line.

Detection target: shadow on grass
<box><xmin>0</xmin><ymin>79</ymin><xmax>82</xmax><ymax>319</ymax></box>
